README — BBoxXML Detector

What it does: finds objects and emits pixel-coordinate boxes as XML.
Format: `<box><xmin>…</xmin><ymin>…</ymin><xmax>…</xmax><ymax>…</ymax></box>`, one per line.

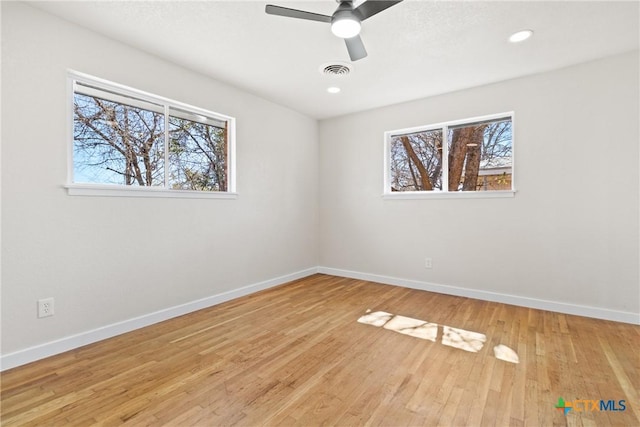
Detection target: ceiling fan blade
<box><xmin>345</xmin><ymin>35</ymin><xmax>367</xmax><ymax>61</ymax></box>
<box><xmin>265</xmin><ymin>5</ymin><xmax>332</xmax><ymax>23</ymax></box>
<box><xmin>355</xmin><ymin>0</ymin><xmax>403</xmax><ymax>21</ymax></box>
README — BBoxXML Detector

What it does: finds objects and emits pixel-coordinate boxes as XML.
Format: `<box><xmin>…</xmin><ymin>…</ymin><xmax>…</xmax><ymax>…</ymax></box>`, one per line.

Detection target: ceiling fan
<box><xmin>265</xmin><ymin>0</ymin><xmax>403</xmax><ymax>61</ymax></box>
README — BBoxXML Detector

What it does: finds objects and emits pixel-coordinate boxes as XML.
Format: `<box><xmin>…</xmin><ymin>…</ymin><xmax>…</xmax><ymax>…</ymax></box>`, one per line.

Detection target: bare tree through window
<box><xmin>72</xmin><ymin>80</ymin><xmax>232</xmax><ymax>193</ymax></box>
<box><xmin>74</xmin><ymin>94</ymin><xmax>165</xmax><ymax>186</ymax></box>
<box><xmin>389</xmin><ymin>116</ymin><xmax>512</xmax><ymax>192</ymax></box>
<box><xmin>169</xmin><ymin>113</ymin><xmax>227</xmax><ymax>191</ymax></box>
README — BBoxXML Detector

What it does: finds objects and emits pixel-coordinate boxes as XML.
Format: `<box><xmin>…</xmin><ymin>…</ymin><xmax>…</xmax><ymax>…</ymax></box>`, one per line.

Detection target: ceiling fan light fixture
<box><xmin>331</xmin><ymin>14</ymin><xmax>361</xmax><ymax>38</ymax></box>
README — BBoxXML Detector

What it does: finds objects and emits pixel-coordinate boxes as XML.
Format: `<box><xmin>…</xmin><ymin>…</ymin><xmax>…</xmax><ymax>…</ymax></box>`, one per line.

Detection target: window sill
<box><xmin>382</xmin><ymin>190</ymin><xmax>516</xmax><ymax>200</ymax></box>
<box><xmin>64</xmin><ymin>184</ymin><xmax>238</xmax><ymax>199</ymax></box>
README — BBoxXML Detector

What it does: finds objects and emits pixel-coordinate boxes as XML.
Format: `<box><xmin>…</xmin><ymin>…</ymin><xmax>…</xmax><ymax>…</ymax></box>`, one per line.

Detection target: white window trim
<box><xmin>381</xmin><ymin>190</ymin><xmax>515</xmax><ymax>200</ymax></box>
<box><xmin>383</xmin><ymin>112</ymin><xmax>516</xmax><ymax>199</ymax></box>
<box><xmin>66</xmin><ymin>70</ymin><xmax>237</xmax><ymax>199</ymax></box>
<box><xmin>64</xmin><ymin>184</ymin><xmax>238</xmax><ymax>199</ymax></box>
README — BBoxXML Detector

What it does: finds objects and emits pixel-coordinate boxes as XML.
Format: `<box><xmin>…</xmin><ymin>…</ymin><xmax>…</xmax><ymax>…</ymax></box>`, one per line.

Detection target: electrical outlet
<box><xmin>38</xmin><ymin>298</ymin><xmax>54</xmax><ymax>318</ymax></box>
<box><xmin>425</xmin><ymin>257</ymin><xmax>433</xmax><ymax>269</ymax></box>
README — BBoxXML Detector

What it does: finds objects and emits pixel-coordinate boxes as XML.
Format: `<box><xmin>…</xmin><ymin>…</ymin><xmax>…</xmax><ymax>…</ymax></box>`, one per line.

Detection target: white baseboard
<box><xmin>318</xmin><ymin>267</ymin><xmax>640</xmax><ymax>326</ymax></box>
<box><xmin>0</xmin><ymin>267</ymin><xmax>319</xmax><ymax>371</ymax></box>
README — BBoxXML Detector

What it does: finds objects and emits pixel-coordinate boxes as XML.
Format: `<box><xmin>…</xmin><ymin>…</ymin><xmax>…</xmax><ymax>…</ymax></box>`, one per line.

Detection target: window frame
<box><xmin>383</xmin><ymin>112</ymin><xmax>516</xmax><ymax>199</ymax></box>
<box><xmin>65</xmin><ymin>70</ymin><xmax>237</xmax><ymax>199</ymax></box>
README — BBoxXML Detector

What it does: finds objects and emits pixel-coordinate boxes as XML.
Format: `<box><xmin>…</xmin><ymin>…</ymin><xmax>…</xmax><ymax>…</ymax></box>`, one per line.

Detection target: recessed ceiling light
<box><xmin>327</xmin><ymin>87</ymin><xmax>341</xmax><ymax>94</ymax></box>
<box><xmin>509</xmin><ymin>29</ymin><xmax>533</xmax><ymax>43</ymax></box>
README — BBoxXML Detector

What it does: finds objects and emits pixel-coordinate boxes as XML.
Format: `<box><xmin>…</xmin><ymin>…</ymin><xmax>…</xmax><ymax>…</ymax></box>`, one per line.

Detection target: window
<box><xmin>67</xmin><ymin>72</ymin><xmax>236</xmax><ymax>198</ymax></box>
<box><xmin>384</xmin><ymin>113</ymin><xmax>514</xmax><ymax>198</ymax></box>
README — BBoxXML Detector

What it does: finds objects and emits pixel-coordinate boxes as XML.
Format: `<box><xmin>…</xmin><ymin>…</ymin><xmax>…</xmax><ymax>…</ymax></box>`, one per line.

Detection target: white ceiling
<box><xmin>30</xmin><ymin>0</ymin><xmax>639</xmax><ymax>120</ymax></box>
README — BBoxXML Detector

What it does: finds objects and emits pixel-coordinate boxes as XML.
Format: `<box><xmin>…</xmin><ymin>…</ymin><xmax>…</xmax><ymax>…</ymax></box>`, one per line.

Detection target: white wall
<box><xmin>319</xmin><ymin>51</ymin><xmax>639</xmax><ymax>319</ymax></box>
<box><xmin>1</xmin><ymin>2</ymin><xmax>319</xmax><ymax>357</ymax></box>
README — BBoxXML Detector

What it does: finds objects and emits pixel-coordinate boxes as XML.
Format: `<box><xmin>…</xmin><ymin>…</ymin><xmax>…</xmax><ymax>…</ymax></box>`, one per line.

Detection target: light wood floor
<box><xmin>1</xmin><ymin>274</ymin><xmax>639</xmax><ymax>426</ymax></box>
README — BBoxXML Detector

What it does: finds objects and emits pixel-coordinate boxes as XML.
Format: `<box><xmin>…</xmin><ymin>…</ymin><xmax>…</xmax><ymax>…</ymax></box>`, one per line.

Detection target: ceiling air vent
<box><xmin>320</xmin><ymin>62</ymin><xmax>352</xmax><ymax>77</ymax></box>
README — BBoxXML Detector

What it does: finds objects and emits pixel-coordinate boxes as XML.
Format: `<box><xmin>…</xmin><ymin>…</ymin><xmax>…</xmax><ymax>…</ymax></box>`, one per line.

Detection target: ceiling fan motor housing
<box><xmin>333</xmin><ymin>1</ymin><xmax>362</xmax><ymax>21</ymax></box>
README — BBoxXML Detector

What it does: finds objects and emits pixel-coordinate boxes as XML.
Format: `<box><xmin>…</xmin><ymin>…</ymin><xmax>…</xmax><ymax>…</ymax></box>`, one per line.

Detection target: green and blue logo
<box><xmin>555</xmin><ymin>397</ymin><xmax>572</xmax><ymax>415</ymax></box>
<box><xmin>555</xmin><ymin>397</ymin><xmax>626</xmax><ymax>415</ymax></box>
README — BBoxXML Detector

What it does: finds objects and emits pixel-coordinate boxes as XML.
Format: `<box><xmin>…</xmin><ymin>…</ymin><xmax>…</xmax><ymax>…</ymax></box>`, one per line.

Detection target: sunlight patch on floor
<box><xmin>357</xmin><ymin>310</ymin><xmax>519</xmax><ymax>363</ymax></box>
<box><xmin>357</xmin><ymin>310</ymin><xmax>393</xmax><ymax>327</ymax></box>
<box><xmin>383</xmin><ymin>315</ymin><xmax>438</xmax><ymax>342</ymax></box>
<box><xmin>441</xmin><ymin>325</ymin><xmax>486</xmax><ymax>352</ymax></box>
<box><xmin>493</xmin><ymin>344</ymin><xmax>520</xmax><ymax>363</ymax></box>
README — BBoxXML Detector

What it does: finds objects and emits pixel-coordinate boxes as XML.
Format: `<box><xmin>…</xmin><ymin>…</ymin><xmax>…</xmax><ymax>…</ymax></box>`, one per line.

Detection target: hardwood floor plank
<box><xmin>2</xmin><ymin>274</ymin><xmax>638</xmax><ymax>426</ymax></box>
